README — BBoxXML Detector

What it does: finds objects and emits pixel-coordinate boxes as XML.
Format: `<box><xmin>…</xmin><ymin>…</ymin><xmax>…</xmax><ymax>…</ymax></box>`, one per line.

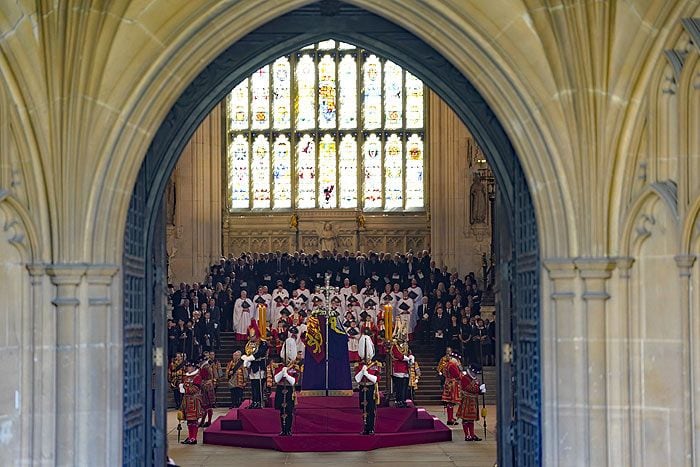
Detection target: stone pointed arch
<box><xmin>119</xmin><ymin>4</ymin><xmax>547</xmax><ymax>467</ymax></box>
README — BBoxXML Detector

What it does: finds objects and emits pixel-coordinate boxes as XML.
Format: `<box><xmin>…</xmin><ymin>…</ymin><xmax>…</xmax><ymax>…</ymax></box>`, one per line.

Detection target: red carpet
<box><xmin>203</xmin><ymin>395</ymin><xmax>451</xmax><ymax>451</ymax></box>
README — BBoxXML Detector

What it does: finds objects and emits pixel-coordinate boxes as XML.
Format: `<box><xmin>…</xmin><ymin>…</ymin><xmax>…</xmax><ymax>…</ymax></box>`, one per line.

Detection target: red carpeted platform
<box><xmin>203</xmin><ymin>395</ymin><xmax>451</xmax><ymax>451</ymax></box>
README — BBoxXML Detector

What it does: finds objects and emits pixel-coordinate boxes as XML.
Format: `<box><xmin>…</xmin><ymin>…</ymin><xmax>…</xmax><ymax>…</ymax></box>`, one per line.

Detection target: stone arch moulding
<box><xmin>123</xmin><ymin>3</ymin><xmax>548</xmax><ymax>466</ymax></box>
<box><xmin>0</xmin><ymin>189</ymin><xmax>40</xmax><ymax>263</ymax></box>
<box><xmin>619</xmin><ymin>181</ymin><xmax>680</xmax><ymax>257</ymax></box>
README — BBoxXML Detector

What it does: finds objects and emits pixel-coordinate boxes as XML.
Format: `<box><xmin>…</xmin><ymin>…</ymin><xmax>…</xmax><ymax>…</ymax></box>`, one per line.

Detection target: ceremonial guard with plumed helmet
<box><xmin>354</xmin><ymin>330</ymin><xmax>382</xmax><ymax>435</ymax></box>
<box><xmin>240</xmin><ymin>320</ymin><xmax>269</xmax><ymax>408</ymax></box>
<box><xmin>273</xmin><ymin>335</ymin><xmax>300</xmax><ymax>435</ymax></box>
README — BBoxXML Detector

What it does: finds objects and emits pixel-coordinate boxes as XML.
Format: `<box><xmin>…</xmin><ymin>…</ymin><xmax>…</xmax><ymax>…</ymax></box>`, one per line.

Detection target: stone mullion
<box><xmin>46</xmin><ymin>264</ymin><xmax>87</xmax><ymax>467</ymax></box>
<box><xmin>675</xmin><ymin>254</ymin><xmax>697</xmax><ymax>466</ymax></box>
<box><xmin>574</xmin><ymin>258</ymin><xmax>617</xmax><ymax>467</ymax></box>
<box><xmin>542</xmin><ymin>259</ymin><xmax>578</xmax><ymax>467</ymax></box>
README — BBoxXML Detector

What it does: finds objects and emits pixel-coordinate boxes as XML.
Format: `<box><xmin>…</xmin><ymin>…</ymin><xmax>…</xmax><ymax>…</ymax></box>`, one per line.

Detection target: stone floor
<box><xmin>167</xmin><ymin>405</ymin><xmax>497</xmax><ymax>467</ymax></box>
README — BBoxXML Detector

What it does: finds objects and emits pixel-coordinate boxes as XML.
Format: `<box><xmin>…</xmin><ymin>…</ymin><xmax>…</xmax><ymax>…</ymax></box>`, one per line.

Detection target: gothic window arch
<box><xmin>225</xmin><ymin>40</ymin><xmax>426</xmax><ymax>212</ymax></box>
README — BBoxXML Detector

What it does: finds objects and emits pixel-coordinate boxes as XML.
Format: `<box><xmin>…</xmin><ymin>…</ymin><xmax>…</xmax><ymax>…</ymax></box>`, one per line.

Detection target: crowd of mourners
<box><xmin>167</xmin><ymin>249</ymin><xmax>496</xmax><ymax>368</ymax></box>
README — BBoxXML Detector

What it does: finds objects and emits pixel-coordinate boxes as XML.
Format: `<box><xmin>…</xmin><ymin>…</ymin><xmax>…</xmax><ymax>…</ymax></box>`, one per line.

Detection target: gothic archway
<box><xmin>122</xmin><ymin>3</ymin><xmax>541</xmax><ymax>466</ymax></box>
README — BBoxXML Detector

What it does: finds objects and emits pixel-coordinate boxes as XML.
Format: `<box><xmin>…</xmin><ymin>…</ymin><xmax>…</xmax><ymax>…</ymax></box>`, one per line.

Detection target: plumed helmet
<box><xmin>247</xmin><ymin>319</ymin><xmax>261</xmax><ymax>338</ymax></box>
<box><xmin>358</xmin><ymin>334</ymin><xmax>375</xmax><ymax>361</ymax></box>
<box><xmin>282</xmin><ymin>336</ymin><xmax>297</xmax><ymax>364</ymax></box>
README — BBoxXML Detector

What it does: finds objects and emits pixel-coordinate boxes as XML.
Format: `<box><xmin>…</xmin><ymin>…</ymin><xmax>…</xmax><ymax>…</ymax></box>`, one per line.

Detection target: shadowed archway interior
<box><xmin>122</xmin><ymin>3</ymin><xmax>540</xmax><ymax>466</ymax></box>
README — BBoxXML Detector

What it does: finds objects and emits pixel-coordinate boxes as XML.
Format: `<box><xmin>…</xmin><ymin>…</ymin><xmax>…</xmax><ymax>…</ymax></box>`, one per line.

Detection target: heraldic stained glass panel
<box><xmin>229</xmin><ymin>134</ymin><xmax>250</xmax><ymax>209</ymax></box>
<box><xmin>251</xmin><ymin>66</ymin><xmax>270</xmax><ymax>131</ymax></box>
<box><xmin>318</xmin><ymin>133</ymin><xmax>337</xmax><ymax>208</ymax></box>
<box><xmin>296</xmin><ymin>54</ymin><xmax>316</xmax><ymax>130</ymax></box>
<box><xmin>296</xmin><ymin>134</ymin><xmax>316</xmax><ymax>209</ymax></box>
<box><xmin>338</xmin><ymin>134</ymin><xmax>358</xmax><ymax>208</ymax></box>
<box><xmin>251</xmin><ymin>135</ymin><xmax>271</xmax><ymax>208</ymax></box>
<box><xmin>318</xmin><ymin>55</ymin><xmax>337</xmax><ymax>129</ymax></box>
<box><xmin>363</xmin><ymin>133</ymin><xmax>382</xmax><ymax>209</ymax></box>
<box><xmin>338</xmin><ymin>54</ymin><xmax>357</xmax><ymax>130</ymax></box>
<box><xmin>272</xmin><ymin>134</ymin><xmax>292</xmax><ymax>209</ymax></box>
<box><xmin>225</xmin><ymin>40</ymin><xmax>426</xmax><ymax>211</ymax></box>
<box><xmin>229</xmin><ymin>79</ymin><xmax>249</xmax><ymax>131</ymax></box>
<box><xmin>362</xmin><ymin>55</ymin><xmax>382</xmax><ymax>130</ymax></box>
<box><xmin>273</xmin><ymin>57</ymin><xmax>291</xmax><ymax>130</ymax></box>
<box><xmin>384</xmin><ymin>133</ymin><xmax>403</xmax><ymax>209</ymax></box>
<box><xmin>384</xmin><ymin>61</ymin><xmax>403</xmax><ymax>130</ymax></box>
<box><xmin>405</xmin><ymin>134</ymin><xmax>424</xmax><ymax>208</ymax></box>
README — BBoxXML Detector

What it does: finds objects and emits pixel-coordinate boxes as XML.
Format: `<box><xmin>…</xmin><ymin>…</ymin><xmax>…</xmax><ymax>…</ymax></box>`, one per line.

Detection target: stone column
<box><xmin>675</xmin><ymin>254</ymin><xmax>697</xmax><ymax>465</ymax></box>
<box><xmin>84</xmin><ymin>265</ymin><xmax>120</xmax><ymax>467</ymax></box>
<box><xmin>574</xmin><ymin>258</ymin><xmax>617</xmax><ymax>467</ymax></box>
<box><xmin>27</xmin><ymin>265</ymin><xmax>55</xmax><ymax>465</ymax></box>
<box><xmin>542</xmin><ymin>259</ymin><xmax>579</xmax><ymax>466</ymax></box>
<box><xmin>607</xmin><ymin>257</ymin><xmax>634</xmax><ymax>467</ymax></box>
<box><xmin>46</xmin><ymin>264</ymin><xmax>87</xmax><ymax>467</ymax></box>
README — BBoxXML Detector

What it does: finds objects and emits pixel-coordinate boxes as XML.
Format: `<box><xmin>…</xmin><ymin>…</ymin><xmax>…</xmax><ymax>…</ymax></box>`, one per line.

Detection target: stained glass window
<box><xmin>384</xmin><ymin>133</ymin><xmax>403</xmax><ymax>209</ymax></box>
<box><xmin>363</xmin><ymin>133</ymin><xmax>382</xmax><ymax>209</ymax></box>
<box><xmin>318</xmin><ymin>55</ymin><xmax>336</xmax><ymax>129</ymax></box>
<box><xmin>405</xmin><ymin>134</ymin><xmax>424</xmax><ymax>208</ymax></box>
<box><xmin>318</xmin><ymin>134</ymin><xmax>337</xmax><ymax>208</ymax></box>
<box><xmin>251</xmin><ymin>135</ymin><xmax>270</xmax><ymax>208</ymax></box>
<box><xmin>296</xmin><ymin>134</ymin><xmax>316</xmax><ymax>209</ymax></box>
<box><xmin>229</xmin><ymin>80</ymin><xmax>249</xmax><ymax>131</ymax></box>
<box><xmin>405</xmin><ymin>71</ymin><xmax>423</xmax><ymax>129</ymax></box>
<box><xmin>384</xmin><ymin>61</ymin><xmax>403</xmax><ymax>129</ymax></box>
<box><xmin>226</xmin><ymin>40</ymin><xmax>425</xmax><ymax>211</ymax></box>
<box><xmin>296</xmin><ymin>55</ymin><xmax>315</xmax><ymax>130</ymax></box>
<box><xmin>339</xmin><ymin>134</ymin><xmax>358</xmax><ymax>208</ymax></box>
<box><xmin>272</xmin><ymin>135</ymin><xmax>292</xmax><ymax>209</ymax></box>
<box><xmin>362</xmin><ymin>55</ymin><xmax>382</xmax><ymax>130</ymax></box>
<box><xmin>229</xmin><ymin>135</ymin><xmax>250</xmax><ymax>209</ymax></box>
<box><xmin>273</xmin><ymin>57</ymin><xmax>291</xmax><ymax>130</ymax></box>
<box><xmin>251</xmin><ymin>67</ymin><xmax>270</xmax><ymax>130</ymax></box>
<box><xmin>338</xmin><ymin>54</ymin><xmax>357</xmax><ymax>129</ymax></box>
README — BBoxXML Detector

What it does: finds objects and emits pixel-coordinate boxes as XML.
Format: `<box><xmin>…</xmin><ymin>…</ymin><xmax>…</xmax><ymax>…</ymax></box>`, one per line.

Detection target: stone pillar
<box><xmin>607</xmin><ymin>257</ymin><xmax>634</xmax><ymax>467</ymax></box>
<box><xmin>675</xmin><ymin>254</ymin><xmax>697</xmax><ymax>464</ymax></box>
<box><xmin>170</xmin><ymin>104</ymin><xmax>223</xmax><ymax>283</ymax></box>
<box><xmin>27</xmin><ymin>265</ymin><xmax>56</xmax><ymax>465</ymax></box>
<box><xmin>542</xmin><ymin>259</ymin><xmax>579</xmax><ymax>466</ymax></box>
<box><xmin>46</xmin><ymin>265</ymin><xmax>86</xmax><ymax>466</ymax></box>
<box><xmin>574</xmin><ymin>258</ymin><xmax>617</xmax><ymax>467</ymax></box>
<box><xmin>84</xmin><ymin>265</ymin><xmax>120</xmax><ymax>467</ymax></box>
